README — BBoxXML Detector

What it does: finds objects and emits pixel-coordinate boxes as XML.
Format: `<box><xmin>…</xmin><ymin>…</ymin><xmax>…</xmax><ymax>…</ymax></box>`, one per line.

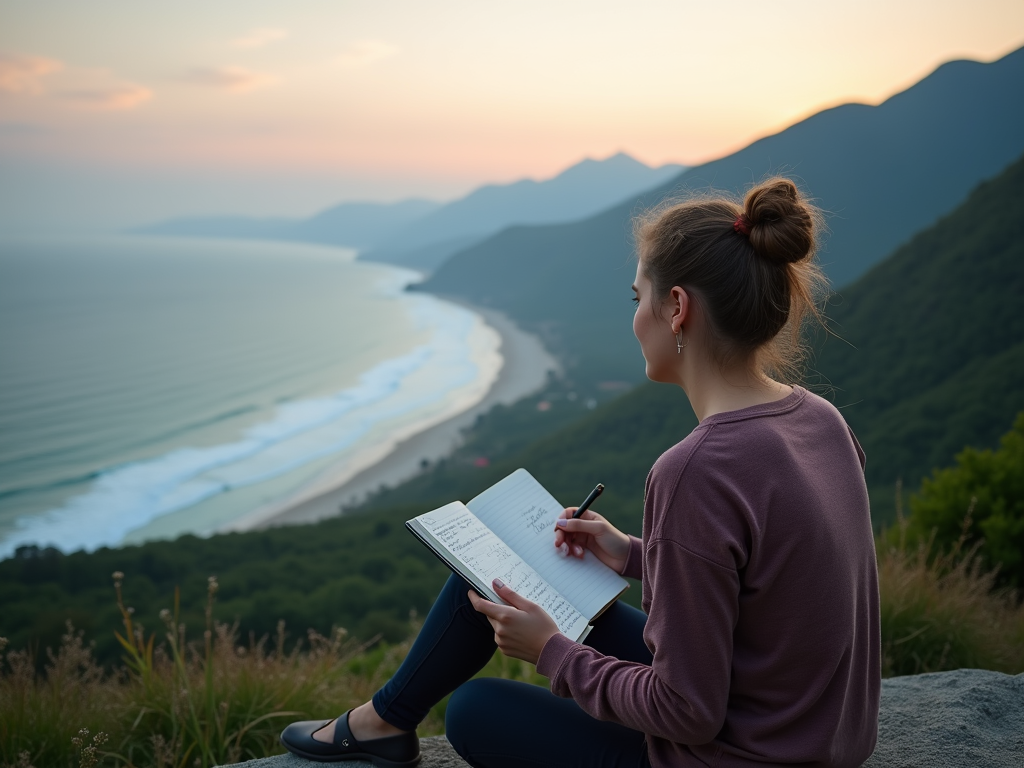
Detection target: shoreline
<box><xmin>225</xmin><ymin>302</ymin><xmax>559</xmax><ymax>531</ymax></box>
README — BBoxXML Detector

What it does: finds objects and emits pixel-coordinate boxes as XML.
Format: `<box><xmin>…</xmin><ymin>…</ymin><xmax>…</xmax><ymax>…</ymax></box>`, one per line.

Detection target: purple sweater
<box><xmin>536</xmin><ymin>387</ymin><xmax>880</xmax><ymax>767</ymax></box>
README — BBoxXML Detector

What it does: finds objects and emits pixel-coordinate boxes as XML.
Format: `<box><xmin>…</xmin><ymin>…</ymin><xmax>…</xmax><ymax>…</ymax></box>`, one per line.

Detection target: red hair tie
<box><xmin>733</xmin><ymin>215</ymin><xmax>751</xmax><ymax>236</ymax></box>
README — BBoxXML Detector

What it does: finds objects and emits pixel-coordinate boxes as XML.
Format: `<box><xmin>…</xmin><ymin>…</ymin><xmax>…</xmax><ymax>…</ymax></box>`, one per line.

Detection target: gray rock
<box><xmin>864</xmin><ymin>669</ymin><xmax>1023</xmax><ymax>768</ymax></box>
<box><xmin>231</xmin><ymin>669</ymin><xmax>1023</xmax><ymax>767</ymax></box>
<box><xmin>232</xmin><ymin>736</ymin><xmax>467</xmax><ymax>768</ymax></box>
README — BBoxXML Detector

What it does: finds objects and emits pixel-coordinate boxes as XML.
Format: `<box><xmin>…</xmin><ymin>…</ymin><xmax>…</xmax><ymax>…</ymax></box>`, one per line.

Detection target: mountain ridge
<box><xmin>133</xmin><ymin>153</ymin><xmax>683</xmax><ymax>269</ymax></box>
<box><xmin>419</xmin><ymin>46</ymin><xmax>1024</xmax><ymax>382</ymax></box>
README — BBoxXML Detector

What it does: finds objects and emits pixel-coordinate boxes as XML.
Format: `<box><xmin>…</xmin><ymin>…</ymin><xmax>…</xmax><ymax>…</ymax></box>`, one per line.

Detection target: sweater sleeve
<box><xmin>536</xmin><ymin>537</ymin><xmax>740</xmax><ymax>744</ymax></box>
<box><xmin>620</xmin><ymin>534</ymin><xmax>644</xmax><ymax>580</ymax></box>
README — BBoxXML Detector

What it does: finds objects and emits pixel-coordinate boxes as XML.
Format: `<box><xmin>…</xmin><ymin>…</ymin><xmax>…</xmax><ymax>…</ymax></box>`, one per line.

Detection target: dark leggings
<box><xmin>371</xmin><ymin>574</ymin><xmax>653</xmax><ymax>768</ymax></box>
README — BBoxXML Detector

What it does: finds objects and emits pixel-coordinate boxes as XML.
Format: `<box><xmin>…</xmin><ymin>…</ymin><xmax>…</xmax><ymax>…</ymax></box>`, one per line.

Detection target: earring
<box><xmin>676</xmin><ymin>328</ymin><xmax>687</xmax><ymax>354</ymax></box>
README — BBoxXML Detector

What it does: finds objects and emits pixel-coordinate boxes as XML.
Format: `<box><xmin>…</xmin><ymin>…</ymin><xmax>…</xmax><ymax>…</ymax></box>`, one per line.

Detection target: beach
<box><xmin>224</xmin><ymin>303</ymin><xmax>559</xmax><ymax>531</ymax></box>
<box><xmin>1</xmin><ymin>235</ymin><xmax>548</xmax><ymax>556</ymax></box>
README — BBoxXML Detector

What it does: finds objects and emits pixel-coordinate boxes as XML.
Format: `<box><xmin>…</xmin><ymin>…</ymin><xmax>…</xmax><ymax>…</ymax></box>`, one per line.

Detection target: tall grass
<box><xmin>2</xmin><ymin>521</ymin><xmax>1021</xmax><ymax>767</ymax></box>
<box><xmin>0</xmin><ymin>573</ymin><xmax>543</xmax><ymax>768</ymax></box>
<box><xmin>879</xmin><ymin>486</ymin><xmax>1024</xmax><ymax>676</ymax></box>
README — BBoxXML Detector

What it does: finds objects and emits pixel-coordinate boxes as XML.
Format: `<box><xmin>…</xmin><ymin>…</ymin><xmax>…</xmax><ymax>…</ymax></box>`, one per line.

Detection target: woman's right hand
<box><xmin>554</xmin><ymin>507</ymin><xmax>631</xmax><ymax>574</ymax></box>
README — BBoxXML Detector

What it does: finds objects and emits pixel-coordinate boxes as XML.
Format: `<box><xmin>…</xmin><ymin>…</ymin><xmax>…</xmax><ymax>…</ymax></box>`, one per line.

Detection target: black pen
<box><xmin>572</xmin><ymin>483</ymin><xmax>604</xmax><ymax>519</ymax></box>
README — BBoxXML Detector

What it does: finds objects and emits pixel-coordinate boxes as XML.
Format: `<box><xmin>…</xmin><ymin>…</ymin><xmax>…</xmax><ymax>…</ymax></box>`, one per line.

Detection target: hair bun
<box><xmin>743</xmin><ymin>179</ymin><xmax>814</xmax><ymax>265</ymax></box>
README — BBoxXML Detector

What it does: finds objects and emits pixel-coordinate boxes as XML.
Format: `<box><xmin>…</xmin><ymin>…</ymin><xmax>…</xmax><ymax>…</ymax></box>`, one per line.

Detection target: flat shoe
<box><xmin>280</xmin><ymin>710</ymin><xmax>420</xmax><ymax>766</ymax></box>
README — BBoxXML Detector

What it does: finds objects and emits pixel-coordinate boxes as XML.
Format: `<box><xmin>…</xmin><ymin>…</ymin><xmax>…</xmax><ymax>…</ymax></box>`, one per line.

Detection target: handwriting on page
<box><xmin>467</xmin><ymin>469</ymin><xmax>628</xmax><ymax>620</ymax></box>
<box><xmin>422</xmin><ymin>504</ymin><xmax>587</xmax><ymax>637</ymax></box>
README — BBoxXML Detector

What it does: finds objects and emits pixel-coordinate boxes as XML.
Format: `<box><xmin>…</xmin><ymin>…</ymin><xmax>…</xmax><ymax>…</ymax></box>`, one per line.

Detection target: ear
<box><xmin>666</xmin><ymin>286</ymin><xmax>690</xmax><ymax>334</ymax></box>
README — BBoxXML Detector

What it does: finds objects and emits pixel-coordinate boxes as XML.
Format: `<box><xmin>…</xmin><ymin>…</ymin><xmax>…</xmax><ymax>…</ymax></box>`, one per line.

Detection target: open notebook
<box><xmin>406</xmin><ymin>468</ymin><xmax>629</xmax><ymax>643</ymax></box>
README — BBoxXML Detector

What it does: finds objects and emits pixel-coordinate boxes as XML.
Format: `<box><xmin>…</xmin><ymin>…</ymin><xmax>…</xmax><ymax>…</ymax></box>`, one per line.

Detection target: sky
<box><xmin>1</xmin><ymin>1</ymin><xmax>1022</xmax><ymax>231</ymax></box>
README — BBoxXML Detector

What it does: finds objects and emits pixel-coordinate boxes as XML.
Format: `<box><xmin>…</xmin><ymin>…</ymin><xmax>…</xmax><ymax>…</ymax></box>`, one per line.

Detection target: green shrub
<box><xmin>902</xmin><ymin>411</ymin><xmax>1024</xmax><ymax>586</ymax></box>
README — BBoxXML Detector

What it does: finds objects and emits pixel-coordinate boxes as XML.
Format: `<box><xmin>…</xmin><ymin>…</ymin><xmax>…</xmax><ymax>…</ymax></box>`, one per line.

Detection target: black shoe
<box><xmin>280</xmin><ymin>710</ymin><xmax>420</xmax><ymax>766</ymax></box>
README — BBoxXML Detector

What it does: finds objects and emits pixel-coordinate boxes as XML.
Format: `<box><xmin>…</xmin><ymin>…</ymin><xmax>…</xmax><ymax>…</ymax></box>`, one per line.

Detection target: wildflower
<box><xmin>112</xmin><ymin>571</ymin><xmax>124</xmax><ymax>581</ymax></box>
<box><xmin>159</xmin><ymin>608</ymin><xmax>171</xmax><ymax>621</ymax></box>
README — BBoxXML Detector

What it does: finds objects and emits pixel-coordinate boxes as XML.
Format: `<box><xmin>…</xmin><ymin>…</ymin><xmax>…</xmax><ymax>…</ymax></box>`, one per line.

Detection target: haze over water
<box><xmin>0</xmin><ymin>235</ymin><xmax>498</xmax><ymax>557</ymax></box>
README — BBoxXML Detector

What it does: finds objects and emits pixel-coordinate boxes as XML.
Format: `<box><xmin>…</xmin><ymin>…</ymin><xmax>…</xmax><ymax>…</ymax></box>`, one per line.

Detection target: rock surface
<box><xmin>863</xmin><ymin>669</ymin><xmax>1023</xmax><ymax>767</ymax></box>
<box><xmin>232</xmin><ymin>669</ymin><xmax>1023</xmax><ymax>767</ymax></box>
<box><xmin>232</xmin><ymin>736</ymin><xmax>466</xmax><ymax>768</ymax></box>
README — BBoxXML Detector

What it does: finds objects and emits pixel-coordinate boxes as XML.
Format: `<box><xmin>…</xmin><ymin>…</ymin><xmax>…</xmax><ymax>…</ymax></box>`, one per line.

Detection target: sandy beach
<box><xmin>224</xmin><ymin>302</ymin><xmax>558</xmax><ymax>531</ymax></box>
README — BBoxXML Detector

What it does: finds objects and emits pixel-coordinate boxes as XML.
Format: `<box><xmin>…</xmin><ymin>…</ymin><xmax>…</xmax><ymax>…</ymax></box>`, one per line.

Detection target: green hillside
<box><xmin>418</xmin><ymin>47</ymin><xmax>1024</xmax><ymax>383</ymax></box>
<box><xmin>813</xmin><ymin>151</ymin><xmax>1024</xmax><ymax>518</ymax></box>
<box><xmin>383</xmin><ymin>151</ymin><xmax>1024</xmax><ymax>528</ymax></box>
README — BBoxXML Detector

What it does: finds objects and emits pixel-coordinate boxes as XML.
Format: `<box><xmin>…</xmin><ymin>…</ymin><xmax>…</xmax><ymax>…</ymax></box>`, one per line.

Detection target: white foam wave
<box><xmin>0</xmin><ymin>296</ymin><xmax>489</xmax><ymax>557</ymax></box>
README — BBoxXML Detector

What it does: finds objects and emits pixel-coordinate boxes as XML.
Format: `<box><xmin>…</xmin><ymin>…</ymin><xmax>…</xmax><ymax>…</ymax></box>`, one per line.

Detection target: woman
<box><xmin>281</xmin><ymin>178</ymin><xmax>881</xmax><ymax>767</ymax></box>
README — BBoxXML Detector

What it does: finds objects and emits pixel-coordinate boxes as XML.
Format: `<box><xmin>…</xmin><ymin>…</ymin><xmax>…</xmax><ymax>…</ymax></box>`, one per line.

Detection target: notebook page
<box><xmin>412</xmin><ymin>501</ymin><xmax>591</xmax><ymax>640</ymax></box>
<box><xmin>467</xmin><ymin>469</ymin><xmax>628</xmax><ymax>620</ymax></box>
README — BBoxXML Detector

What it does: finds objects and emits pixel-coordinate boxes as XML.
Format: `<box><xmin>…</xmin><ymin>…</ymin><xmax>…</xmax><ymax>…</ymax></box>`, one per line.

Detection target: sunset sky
<box><xmin>1</xmin><ymin>1</ymin><xmax>1022</xmax><ymax>231</ymax></box>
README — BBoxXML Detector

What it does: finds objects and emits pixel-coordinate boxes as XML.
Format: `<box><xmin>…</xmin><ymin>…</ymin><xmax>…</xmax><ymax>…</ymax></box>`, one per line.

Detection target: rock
<box><xmin>864</xmin><ymin>669</ymin><xmax>1023</xmax><ymax>768</ymax></box>
<box><xmin>232</xmin><ymin>736</ymin><xmax>468</xmax><ymax>768</ymax></box>
<box><xmin>231</xmin><ymin>669</ymin><xmax>1023</xmax><ymax>768</ymax></box>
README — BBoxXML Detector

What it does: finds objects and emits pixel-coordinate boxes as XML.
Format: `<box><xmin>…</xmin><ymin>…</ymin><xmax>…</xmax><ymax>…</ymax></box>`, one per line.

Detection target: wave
<box><xmin>0</xmin><ymin>296</ymin><xmax>490</xmax><ymax>558</ymax></box>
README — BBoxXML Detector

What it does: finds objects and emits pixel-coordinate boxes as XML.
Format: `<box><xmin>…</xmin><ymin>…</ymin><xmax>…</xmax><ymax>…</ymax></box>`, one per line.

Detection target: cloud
<box><xmin>0</xmin><ymin>54</ymin><xmax>63</xmax><ymax>94</ymax></box>
<box><xmin>231</xmin><ymin>28</ymin><xmax>289</xmax><ymax>49</ymax></box>
<box><xmin>183</xmin><ymin>66</ymin><xmax>280</xmax><ymax>92</ymax></box>
<box><xmin>335</xmin><ymin>40</ymin><xmax>399</xmax><ymax>69</ymax></box>
<box><xmin>59</xmin><ymin>84</ymin><xmax>153</xmax><ymax>111</ymax></box>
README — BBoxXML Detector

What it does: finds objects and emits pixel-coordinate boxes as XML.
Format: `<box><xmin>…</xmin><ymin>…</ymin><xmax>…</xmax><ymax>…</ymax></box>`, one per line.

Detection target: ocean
<box><xmin>0</xmin><ymin>234</ymin><xmax>500</xmax><ymax>558</ymax></box>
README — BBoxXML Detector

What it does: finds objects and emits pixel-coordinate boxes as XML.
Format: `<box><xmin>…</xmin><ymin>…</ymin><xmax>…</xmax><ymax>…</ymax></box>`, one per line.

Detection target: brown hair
<box><xmin>634</xmin><ymin>178</ymin><xmax>828</xmax><ymax>382</ymax></box>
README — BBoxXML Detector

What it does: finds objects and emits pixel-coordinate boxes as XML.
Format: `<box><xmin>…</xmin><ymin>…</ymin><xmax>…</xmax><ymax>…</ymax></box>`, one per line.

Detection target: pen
<box><xmin>572</xmin><ymin>483</ymin><xmax>604</xmax><ymax>519</ymax></box>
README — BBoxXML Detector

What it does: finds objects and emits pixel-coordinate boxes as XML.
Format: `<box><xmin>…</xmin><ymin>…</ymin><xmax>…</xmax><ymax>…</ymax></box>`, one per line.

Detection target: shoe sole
<box><xmin>279</xmin><ymin>736</ymin><xmax>421</xmax><ymax>767</ymax></box>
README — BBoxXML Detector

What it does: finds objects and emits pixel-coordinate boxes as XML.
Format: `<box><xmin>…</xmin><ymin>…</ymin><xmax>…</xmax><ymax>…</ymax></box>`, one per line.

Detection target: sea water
<box><xmin>0</xmin><ymin>234</ymin><xmax>500</xmax><ymax>558</ymax></box>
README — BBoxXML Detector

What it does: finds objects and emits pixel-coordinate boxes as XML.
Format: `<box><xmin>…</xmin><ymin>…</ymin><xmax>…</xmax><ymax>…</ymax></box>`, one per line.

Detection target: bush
<box><xmin>902</xmin><ymin>411</ymin><xmax>1024</xmax><ymax>586</ymax></box>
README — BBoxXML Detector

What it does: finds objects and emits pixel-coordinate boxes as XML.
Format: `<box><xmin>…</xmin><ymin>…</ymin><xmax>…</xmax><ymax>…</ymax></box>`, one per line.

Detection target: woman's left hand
<box><xmin>468</xmin><ymin>579</ymin><xmax>561</xmax><ymax>664</ymax></box>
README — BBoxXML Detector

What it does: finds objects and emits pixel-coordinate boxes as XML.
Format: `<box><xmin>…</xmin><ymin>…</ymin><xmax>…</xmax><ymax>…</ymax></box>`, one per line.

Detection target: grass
<box><xmin>878</xmin><ymin>488</ymin><xmax>1024</xmax><ymax>677</ymax></box>
<box><xmin>2</xmin><ymin>523</ymin><xmax>1020</xmax><ymax>768</ymax></box>
<box><xmin>0</xmin><ymin>573</ymin><xmax>543</xmax><ymax>768</ymax></box>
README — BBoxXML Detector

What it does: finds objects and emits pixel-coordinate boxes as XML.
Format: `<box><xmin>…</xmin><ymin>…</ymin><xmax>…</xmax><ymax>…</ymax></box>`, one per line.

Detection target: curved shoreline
<box><xmin>224</xmin><ymin>303</ymin><xmax>559</xmax><ymax>531</ymax></box>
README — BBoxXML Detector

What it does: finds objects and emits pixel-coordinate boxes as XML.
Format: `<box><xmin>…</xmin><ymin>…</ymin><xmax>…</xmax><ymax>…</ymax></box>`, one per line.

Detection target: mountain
<box><xmin>133</xmin><ymin>154</ymin><xmax>683</xmax><ymax>269</ymax></box>
<box><xmin>360</xmin><ymin>153</ymin><xmax>685</xmax><ymax>272</ymax></box>
<box><xmin>419</xmin><ymin>46</ymin><xmax>1024</xmax><ymax>382</ymax></box>
<box><xmin>378</xmin><ymin>151</ymin><xmax>1024</xmax><ymax>530</ymax></box>
<box><xmin>134</xmin><ymin>199</ymin><xmax>441</xmax><ymax>250</ymax></box>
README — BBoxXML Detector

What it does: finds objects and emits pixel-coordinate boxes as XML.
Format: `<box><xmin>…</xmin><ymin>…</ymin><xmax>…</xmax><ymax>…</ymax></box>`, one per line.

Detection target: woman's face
<box><xmin>632</xmin><ymin>261</ymin><xmax>677</xmax><ymax>383</ymax></box>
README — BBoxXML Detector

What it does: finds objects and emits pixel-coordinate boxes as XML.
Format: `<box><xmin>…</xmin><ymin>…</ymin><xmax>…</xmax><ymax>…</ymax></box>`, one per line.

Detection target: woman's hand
<box><xmin>554</xmin><ymin>507</ymin><xmax>630</xmax><ymax>574</ymax></box>
<box><xmin>468</xmin><ymin>580</ymin><xmax>560</xmax><ymax>665</ymax></box>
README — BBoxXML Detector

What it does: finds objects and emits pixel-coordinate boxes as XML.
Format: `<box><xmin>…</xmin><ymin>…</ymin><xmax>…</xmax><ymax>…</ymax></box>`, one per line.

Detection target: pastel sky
<box><xmin>1</xmin><ymin>1</ymin><xmax>1022</xmax><ymax>230</ymax></box>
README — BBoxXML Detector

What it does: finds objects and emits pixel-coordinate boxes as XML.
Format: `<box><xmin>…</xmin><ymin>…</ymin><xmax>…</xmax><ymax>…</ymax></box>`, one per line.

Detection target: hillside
<box><xmin>812</xmin><ymin>151</ymin><xmax>1024</xmax><ymax>517</ymax></box>
<box><xmin>361</xmin><ymin>153</ymin><xmax>684</xmax><ymax>271</ymax></box>
<box><xmin>377</xmin><ymin>150</ymin><xmax>1024</xmax><ymax>529</ymax></box>
<box><xmin>419</xmin><ymin>46</ymin><xmax>1024</xmax><ymax>382</ymax></box>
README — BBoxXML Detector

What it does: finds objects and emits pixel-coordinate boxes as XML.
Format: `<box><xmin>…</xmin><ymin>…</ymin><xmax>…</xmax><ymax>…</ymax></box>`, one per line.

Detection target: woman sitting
<box><xmin>280</xmin><ymin>178</ymin><xmax>881</xmax><ymax>768</ymax></box>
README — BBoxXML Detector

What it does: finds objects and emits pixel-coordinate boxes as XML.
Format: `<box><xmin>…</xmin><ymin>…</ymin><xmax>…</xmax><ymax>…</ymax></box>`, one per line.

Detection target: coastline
<box><xmin>224</xmin><ymin>303</ymin><xmax>558</xmax><ymax>531</ymax></box>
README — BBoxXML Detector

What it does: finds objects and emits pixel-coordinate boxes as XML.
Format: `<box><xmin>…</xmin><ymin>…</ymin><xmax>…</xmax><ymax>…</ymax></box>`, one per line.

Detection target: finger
<box><xmin>561</xmin><ymin>507</ymin><xmax>575</xmax><ymax>519</ymax></box>
<box><xmin>468</xmin><ymin>590</ymin><xmax>505</xmax><ymax>620</ymax></box>
<box><xmin>555</xmin><ymin>518</ymin><xmax>606</xmax><ymax>535</ymax></box>
<box><xmin>492</xmin><ymin>579</ymin><xmax>533</xmax><ymax>611</ymax></box>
